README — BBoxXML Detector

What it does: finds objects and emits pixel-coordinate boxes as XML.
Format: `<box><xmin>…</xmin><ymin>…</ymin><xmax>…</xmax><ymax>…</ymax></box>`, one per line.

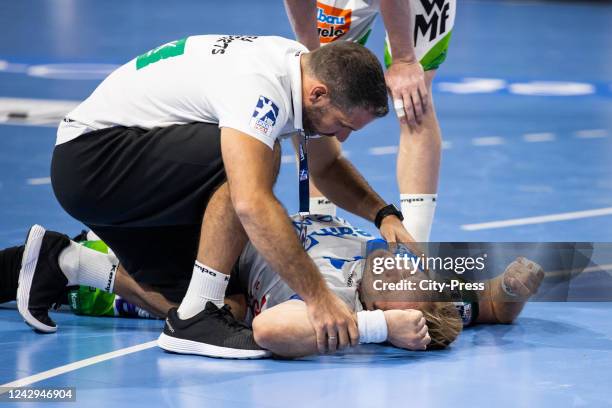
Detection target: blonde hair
<box><xmin>421</xmin><ymin>302</ymin><xmax>463</xmax><ymax>349</ymax></box>
<box><xmin>360</xmin><ymin>250</ymin><xmax>463</xmax><ymax>349</ymax></box>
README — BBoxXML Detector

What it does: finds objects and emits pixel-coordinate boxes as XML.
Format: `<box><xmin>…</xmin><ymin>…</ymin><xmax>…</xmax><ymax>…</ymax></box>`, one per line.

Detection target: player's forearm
<box><xmin>476</xmin><ymin>300</ymin><xmax>523</xmax><ymax>325</ymax></box>
<box><xmin>113</xmin><ymin>266</ymin><xmax>176</xmax><ymax>318</ymax></box>
<box><xmin>254</xmin><ymin>302</ymin><xmax>420</xmax><ymax>357</ymax></box>
<box><xmin>380</xmin><ymin>0</ymin><xmax>417</xmax><ymax>62</ymax></box>
<box><xmin>252</xmin><ymin>300</ymin><xmax>318</xmax><ymax>358</ymax></box>
<box><xmin>475</xmin><ymin>276</ymin><xmax>524</xmax><ymax>324</ymax></box>
<box><xmin>284</xmin><ymin>0</ymin><xmax>321</xmax><ymax>50</ymax></box>
<box><xmin>234</xmin><ymin>194</ymin><xmax>329</xmax><ymax>303</ymax></box>
<box><xmin>312</xmin><ymin>156</ymin><xmax>386</xmax><ymax>222</ymax></box>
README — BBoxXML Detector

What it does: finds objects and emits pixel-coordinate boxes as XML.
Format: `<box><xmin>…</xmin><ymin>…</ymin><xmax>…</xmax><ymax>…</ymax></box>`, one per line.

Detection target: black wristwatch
<box><xmin>374</xmin><ymin>204</ymin><xmax>404</xmax><ymax>229</ymax></box>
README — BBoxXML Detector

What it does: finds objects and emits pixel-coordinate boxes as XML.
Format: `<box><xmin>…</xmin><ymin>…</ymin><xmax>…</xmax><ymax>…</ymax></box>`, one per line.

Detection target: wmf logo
<box><xmin>414</xmin><ymin>0</ymin><xmax>452</xmax><ymax>43</ymax></box>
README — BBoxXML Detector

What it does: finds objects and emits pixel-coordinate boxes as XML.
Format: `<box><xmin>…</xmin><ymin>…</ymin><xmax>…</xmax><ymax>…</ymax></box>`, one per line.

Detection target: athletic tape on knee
<box><xmin>357</xmin><ymin>310</ymin><xmax>388</xmax><ymax>343</ymax></box>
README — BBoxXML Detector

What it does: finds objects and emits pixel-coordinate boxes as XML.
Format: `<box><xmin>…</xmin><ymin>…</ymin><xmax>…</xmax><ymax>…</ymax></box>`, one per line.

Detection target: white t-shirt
<box><xmin>56</xmin><ymin>35</ymin><xmax>307</xmax><ymax>149</ymax></box>
<box><xmin>234</xmin><ymin>214</ymin><xmax>377</xmax><ymax>324</ymax></box>
<box><xmin>315</xmin><ymin>0</ymin><xmax>457</xmax><ymax>64</ymax></box>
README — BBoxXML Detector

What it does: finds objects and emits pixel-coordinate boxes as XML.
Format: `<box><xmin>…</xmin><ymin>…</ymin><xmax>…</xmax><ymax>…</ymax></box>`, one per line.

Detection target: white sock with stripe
<box><xmin>177</xmin><ymin>261</ymin><xmax>229</xmax><ymax>319</ymax></box>
<box><xmin>58</xmin><ymin>241</ymin><xmax>119</xmax><ymax>292</ymax></box>
<box><xmin>309</xmin><ymin>196</ymin><xmax>336</xmax><ymax>216</ymax></box>
<box><xmin>400</xmin><ymin>193</ymin><xmax>437</xmax><ymax>242</ymax></box>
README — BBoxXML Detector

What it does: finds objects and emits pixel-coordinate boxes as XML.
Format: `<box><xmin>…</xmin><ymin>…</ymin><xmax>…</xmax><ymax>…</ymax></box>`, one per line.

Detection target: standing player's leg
<box><xmin>396</xmin><ymin>69</ymin><xmax>441</xmax><ymax>243</ymax></box>
<box><xmin>392</xmin><ymin>0</ymin><xmax>456</xmax><ymax>242</ymax></box>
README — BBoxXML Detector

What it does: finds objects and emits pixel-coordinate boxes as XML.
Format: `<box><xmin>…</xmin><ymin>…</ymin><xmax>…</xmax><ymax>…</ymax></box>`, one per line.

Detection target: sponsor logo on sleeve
<box><xmin>316</xmin><ymin>2</ymin><xmax>352</xmax><ymax>43</ymax></box>
<box><xmin>250</xmin><ymin>96</ymin><xmax>280</xmax><ymax>137</ymax></box>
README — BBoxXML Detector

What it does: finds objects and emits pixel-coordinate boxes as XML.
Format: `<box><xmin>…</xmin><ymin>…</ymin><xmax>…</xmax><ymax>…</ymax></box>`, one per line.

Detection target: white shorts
<box><xmin>315</xmin><ymin>0</ymin><xmax>456</xmax><ymax>70</ymax></box>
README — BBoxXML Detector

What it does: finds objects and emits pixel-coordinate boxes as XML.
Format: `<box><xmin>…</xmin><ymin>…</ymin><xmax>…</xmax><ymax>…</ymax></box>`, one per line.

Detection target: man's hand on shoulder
<box><xmin>379</xmin><ymin>215</ymin><xmax>415</xmax><ymax>244</ymax></box>
<box><xmin>307</xmin><ymin>290</ymin><xmax>359</xmax><ymax>354</ymax></box>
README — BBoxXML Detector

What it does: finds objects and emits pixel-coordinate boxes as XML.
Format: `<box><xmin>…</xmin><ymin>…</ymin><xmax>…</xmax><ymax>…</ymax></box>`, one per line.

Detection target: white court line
<box><xmin>26</xmin><ymin>177</ymin><xmax>51</xmax><ymax>185</ymax></box>
<box><xmin>281</xmin><ymin>154</ymin><xmax>295</xmax><ymax>164</ymax></box>
<box><xmin>472</xmin><ymin>136</ymin><xmax>504</xmax><ymax>146</ymax></box>
<box><xmin>462</xmin><ymin>207</ymin><xmax>612</xmax><ymax>231</ymax></box>
<box><xmin>442</xmin><ymin>141</ymin><xmax>452</xmax><ymax>149</ymax></box>
<box><xmin>369</xmin><ymin>145</ymin><xmax>398</xmax><ymax>155</ymax></box>
<box><xmin>523</xmin><ymin>132</ymin><xmax>556</xmax><ymax>143</ymax></box>
<box><xmin>575</xmin><ymin>129</ymin><xmax>608</xmax><ymax>139</ymax></box>
<box><xmin>0</xmin><ymin>340</ymin><xmax>157</xmax><ymax>391</ymax></box>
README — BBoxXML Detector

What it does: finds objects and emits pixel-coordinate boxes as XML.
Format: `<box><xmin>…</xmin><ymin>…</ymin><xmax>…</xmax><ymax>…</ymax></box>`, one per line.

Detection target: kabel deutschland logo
<box><xmin>316</xmin><ymin>3</ymin><xmax>352</xmax><ymax>43</ymax></box>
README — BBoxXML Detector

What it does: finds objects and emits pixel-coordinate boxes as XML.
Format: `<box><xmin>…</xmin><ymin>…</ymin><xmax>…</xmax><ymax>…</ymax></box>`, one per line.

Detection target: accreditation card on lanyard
<box><xmin>298</xmin><ymin>131</ymin><xmax>310</xmax><ymax>247</ymax></box>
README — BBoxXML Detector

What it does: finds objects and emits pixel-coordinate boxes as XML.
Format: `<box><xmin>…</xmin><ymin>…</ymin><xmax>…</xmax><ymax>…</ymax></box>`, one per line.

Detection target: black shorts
<box><xmin>51</xmin><ymin>122</ymin><xmax>226</xmax><ymax>302</ymax></box>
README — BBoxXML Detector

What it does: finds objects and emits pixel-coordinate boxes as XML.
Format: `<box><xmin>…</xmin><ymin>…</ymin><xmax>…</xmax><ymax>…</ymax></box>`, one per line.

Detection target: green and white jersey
<box><xmin>57</xmin><ymin>35</ymin><xmax>307</xmax><ymax>149</ymax></box>
<box><xmin>234</xmin><ymin>214</ymin><xmax>376</xmax><ymax>324</ymax></box>
<box><xmin>315</xmin><ymin>0</ymin><xmax>456</xmax><ymax>70</ymax></box>
<box><xmin>316</xmin><ymin>0</ymin><xmax>381</xmax><ymax>45</ymax></box>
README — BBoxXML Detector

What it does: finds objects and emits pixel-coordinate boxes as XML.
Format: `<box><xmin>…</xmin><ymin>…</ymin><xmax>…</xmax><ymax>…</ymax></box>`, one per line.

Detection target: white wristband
<box><xmin>357</xmin><ymin>310</ymin><xmax>388</xmax><ymax>343</ymax></box>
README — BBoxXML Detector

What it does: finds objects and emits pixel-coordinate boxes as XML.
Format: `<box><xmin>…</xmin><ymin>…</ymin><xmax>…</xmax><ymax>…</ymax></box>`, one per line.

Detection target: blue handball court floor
<box><xmin>1</xmin><ymin>0</ymin><xmax>612</xmax><ymax>407</ymax></box>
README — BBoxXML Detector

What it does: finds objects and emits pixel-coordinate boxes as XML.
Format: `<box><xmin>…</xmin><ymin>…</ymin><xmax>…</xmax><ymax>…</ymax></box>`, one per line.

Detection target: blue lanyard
<box><xmin>298</xmin><ymin>132</ymin><xmax>309</xmax><ymax>247</ymax></box>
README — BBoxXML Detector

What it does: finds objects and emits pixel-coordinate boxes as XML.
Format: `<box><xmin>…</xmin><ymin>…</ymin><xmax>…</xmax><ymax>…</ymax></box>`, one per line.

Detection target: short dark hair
<box><xmin>305</xmin><ymin>41</ymin><xmax>389</xmax><ymax>117</ymax></box>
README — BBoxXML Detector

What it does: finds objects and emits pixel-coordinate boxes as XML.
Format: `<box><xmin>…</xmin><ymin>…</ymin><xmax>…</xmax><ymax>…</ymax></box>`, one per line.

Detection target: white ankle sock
<box><xmin>176</xmin><ymin>261</ymin><xmax>229</xmax><ymax>319</ymax></box>
<box><xmin>400</xmin><ymin>193</ymin><xmax>437</xmax><ymax>242</ymax></box>
<box><xmin>58</xmin><ymin>241</ymin><xmax>119</xmax><ymax>292</ymax></box>
<box><xmin>309</xmin><ymin>196</ymin><xmax>337</xmax><ymax>216</ymax></box>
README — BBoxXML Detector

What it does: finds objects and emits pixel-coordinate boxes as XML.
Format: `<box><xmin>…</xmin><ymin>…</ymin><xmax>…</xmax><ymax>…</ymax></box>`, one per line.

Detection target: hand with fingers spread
<box><xmin>385</xmin><ymin>309</ymin><xmax>431</xmax><ymax>351</ymax></box>
<box><xmin>307</xmin><ymin>290</ymin><xmax>359</xmax><ymax>354</ymax></box>
<box><xmin>385</xmin><ymin>60</ymin><xmax>428</xmax><ymax>129</ymax></box>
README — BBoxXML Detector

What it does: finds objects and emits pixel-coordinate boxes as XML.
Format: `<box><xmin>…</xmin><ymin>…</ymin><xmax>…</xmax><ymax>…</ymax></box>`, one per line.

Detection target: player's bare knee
<box><xmin>425</xmin><ymin>69</ymin><xmax>437</xmax><ymax>89</ymax></box>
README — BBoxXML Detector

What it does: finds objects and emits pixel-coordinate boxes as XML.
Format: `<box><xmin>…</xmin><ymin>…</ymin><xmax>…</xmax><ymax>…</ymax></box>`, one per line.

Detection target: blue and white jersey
<box><xmin>235</xmin><ymin>214</ymin><xmax>375</xmax><ymax>324</ymax></box>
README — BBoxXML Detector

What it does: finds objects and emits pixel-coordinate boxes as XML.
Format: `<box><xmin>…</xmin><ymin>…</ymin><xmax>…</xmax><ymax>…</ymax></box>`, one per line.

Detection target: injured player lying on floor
<box><xmin>1</xmin><ymin>214</ymin><xmax>544</xmax><ymax>358</ymax></box>
<box><xmin>212</xmin><ymin>214</ymin><xmax>544</xmax><ymax>357</ymax></box>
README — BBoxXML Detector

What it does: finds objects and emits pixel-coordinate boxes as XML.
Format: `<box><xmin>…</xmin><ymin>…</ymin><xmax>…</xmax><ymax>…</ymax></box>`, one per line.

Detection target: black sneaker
<box><xmin>0</xmin><ymin>245</ymin><xmax>25</xmax><ymax>303</ymax></box>
<box><xmin>157</xmin><ymin>303</ymin><xmax>270</xmax><ymax>359</ymax></box>
<box><xmin>17</xmin><ymin>225</ymin><xmax>71</xmax><ymax>333</ymax></box>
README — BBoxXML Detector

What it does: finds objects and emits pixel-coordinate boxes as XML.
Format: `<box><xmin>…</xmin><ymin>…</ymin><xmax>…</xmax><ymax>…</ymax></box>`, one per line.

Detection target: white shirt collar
<box><xmin>287</xmin><ymin>51</ymin><xmax>304</xmax><ymax>131</ymax></box>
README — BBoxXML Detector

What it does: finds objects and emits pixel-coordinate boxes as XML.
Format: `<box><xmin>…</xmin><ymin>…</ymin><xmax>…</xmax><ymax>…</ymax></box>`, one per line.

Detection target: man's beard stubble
<box><xmin>302</xmin><ymin>104</ymin><xmax>326</xmax><ymax>137</ymax></box>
